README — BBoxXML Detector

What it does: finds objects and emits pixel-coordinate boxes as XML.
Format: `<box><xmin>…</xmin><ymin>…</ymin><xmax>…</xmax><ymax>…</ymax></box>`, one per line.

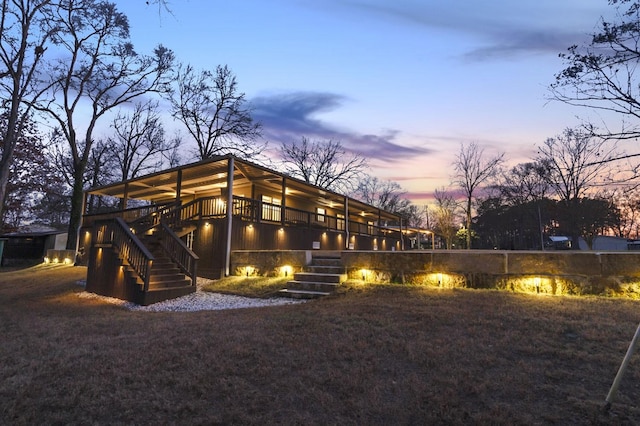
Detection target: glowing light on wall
<box><xmin>280</xmin><ymin>265</ymin><xmax>292</xmax><ymax>277</ymax></box>
<box><xmin>360</xmin><ymin>268</ymin><xmax>372</xmax><ymax>282</ymax></box>
<box><xmin>244</xmin><ymin>265</ymin><xmax>255</xmax><ymax>277</ymax></box>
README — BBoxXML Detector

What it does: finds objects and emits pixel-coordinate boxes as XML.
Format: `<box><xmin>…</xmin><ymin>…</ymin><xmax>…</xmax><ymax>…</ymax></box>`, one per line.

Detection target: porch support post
<box><xmin>251</xmin><ymin>184</ymin><xmax>260</xmax><ymax>223</ymax></box>
<box><xmin>224</xmin><ymin>158</ymin><xmax>234</xmax><ymax>276</ymax></box>
<box><xmin>344</xmin><ymin>196</ymin><xmax>350</xmax><ymax>249</ymax></box>
<box><xmin>281</xmin><ymin>177</ymin><xmax>286</xmax><ymax>226</ymax></box>
<box><xmin>121</xmin><ymin>182</ymin><xmax>129</xmax><ymax>210</ymax></box>
<box><xmin>82</xmin><ymin>191</ymin><xmax>89</xmax><ymax>215</ymax></box>
<box><xmin>176</xmin><ymin>169</ymin><xmax>182</xmax><ymax>202</ymax></box>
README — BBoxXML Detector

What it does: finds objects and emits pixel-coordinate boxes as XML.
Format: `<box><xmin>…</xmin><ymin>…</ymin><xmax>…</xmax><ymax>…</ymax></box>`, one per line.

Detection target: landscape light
<box><xmin>281</xmin><ymin>265</ymin><xmax>292</xmax><ymax>277</ymax></box>
<box><xmin>360</xmin><ymin>269</ymin><xmax>371</xmax><ymax>282</ymax></box>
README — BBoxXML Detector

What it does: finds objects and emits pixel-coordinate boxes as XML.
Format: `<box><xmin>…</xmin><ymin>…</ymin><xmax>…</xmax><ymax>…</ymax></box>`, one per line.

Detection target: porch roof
<box><xmin>85</xmin><ymin>155</ymin><xmax>400</xmax><ymax>222</ymax></box>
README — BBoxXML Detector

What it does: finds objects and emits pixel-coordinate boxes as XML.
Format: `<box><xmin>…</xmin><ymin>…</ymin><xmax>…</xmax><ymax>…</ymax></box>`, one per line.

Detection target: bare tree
<box><xmin>499</xmin><ymin>161</ymin><xmax>552</xmax><ymax>206</ymax></box>
<box><xmin>537</xmin><ymin>127</ymin><xmax>616</xmax><ymax>203</ymax></box>
<box><xmin>279</xmin><ymin>137</ymin><xmax>367</xmax><ymax>194</ymax></box>
<box><xmin>536</xmin><ymin>127</ymin><xmax>617</xmax><ymax>247</ymax></box>
<box><xmin>109</xmin><ymin>100</ymin><xmax>178</xmax><ymax>180</ymax></box>
<box><xmin>33</xmin><ymin>0</ymin><xmax>175</xmax><ymax>251</ymax></box>
<box><xmin>452</xmin><ymin>142</ymin><xmax>504</xmax><ymax>249</ymax></box>
<box><xmin>604</xmin><ymin>186</ymin><xmax>640</xmax><ymax>238</ymax></box>
<box><xmin>356</xmin><ymin>175</ymin><xmax>406</xmax><ymax>211</ymax></box>
<box><xmin>433</xmin><ymin>187</ymin><xmax>460</xmax><ymax>249</ymax></box>
<box><xmin>551</xmin><ymin>0</ymin><xmax>640</xmax><ymax>141</ymax></box>
<box><xmin>0</xmin><ymin>0</ymin><xmax>55</xmax><ymax>228</ymax></box>
<box><xmin>354</xmin><ymin>174</ymin><xmax>422</xmax><ymax>225</ymax></box>
<box><xmin>170</xmin><ymin>64</ymin><xmax>263</xmax><ymax>160</ymax></box>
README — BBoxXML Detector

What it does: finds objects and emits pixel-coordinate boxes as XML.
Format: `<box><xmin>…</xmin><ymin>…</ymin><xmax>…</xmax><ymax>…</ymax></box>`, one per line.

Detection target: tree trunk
<box><xmin>0</xmin><ymin>144</ymin><xmax>15</xmax><ymax>226</ymax></box>
<box><xmin>0</xmin><ymin>99</ymin><xmax>22</xmax><ymax>228</ymax></box>
<box><xmin>466</xmin><ymin>198</ymin><xmax>472</xmax><ymax>249</ymax></box>
<box><xmin>66</xmin><ymin>165</ymin><xmax>85</xmax><ymax>252</ymax></box>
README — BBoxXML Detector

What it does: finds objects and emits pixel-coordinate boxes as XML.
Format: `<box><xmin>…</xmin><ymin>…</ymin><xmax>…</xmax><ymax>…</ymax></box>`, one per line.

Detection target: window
<box><xmin>262</xmin><ymin>195</ymin><xmax>281</xmax><ymax>222</ymax></box>
<box><xmin>336</xmin><ymin>213</ymin><xmax>345</xmax><ymax>230</ymax></box>
<box><xmin>316</xmin><ymin>207</ymin><xmax>326</xmax><ymax>223</ymax></box>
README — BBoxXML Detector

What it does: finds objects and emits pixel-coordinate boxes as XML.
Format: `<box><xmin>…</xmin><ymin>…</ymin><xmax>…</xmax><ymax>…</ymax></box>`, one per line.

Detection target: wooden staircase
<box><xmin>279</xmin><ymin>253</ymin><xmax>346</xmax><ymax>299</ymax></box>
<box><xmin>133</xmin><ymin>234</ymin><xmax>195</xmax><ymax>305</ymax></box>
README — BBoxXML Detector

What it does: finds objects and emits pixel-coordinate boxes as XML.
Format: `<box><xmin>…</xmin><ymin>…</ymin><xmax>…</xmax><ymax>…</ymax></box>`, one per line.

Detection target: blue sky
<box><xmin>118</xmin><ymin>0</ymin><xmax>614</xmax><ymax>203</ymax></box>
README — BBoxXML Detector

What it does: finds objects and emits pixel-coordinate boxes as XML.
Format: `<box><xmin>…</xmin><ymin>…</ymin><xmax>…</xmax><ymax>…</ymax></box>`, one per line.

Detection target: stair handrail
<box><xmin>94</xmin><ymin>218</ymin><xmax>155</xmax><ymax>292</ymax></box>
<box><xmin>129</xmin><ymin>201</ymin><xmax>181</xmax><ymax>234</ymax></box>
<box><xmin>157</xmin><ymin>221</ymin><xmax>199</xmax><ymax>287</ymax></box>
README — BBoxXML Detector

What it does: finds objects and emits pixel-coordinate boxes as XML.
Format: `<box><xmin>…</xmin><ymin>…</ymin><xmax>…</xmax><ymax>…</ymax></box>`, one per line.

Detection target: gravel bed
<box><xmin>76</xmin><ymin>278</ymin><xmax>306</xmax><ymax>312</ymax></box>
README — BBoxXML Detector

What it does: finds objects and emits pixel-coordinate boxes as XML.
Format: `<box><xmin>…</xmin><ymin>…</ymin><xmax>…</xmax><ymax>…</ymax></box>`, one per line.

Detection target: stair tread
<box><xmin>279</xmin><ymin>289</ymin><xmax>331</xmax><ymax>296</ymax></box>
<box><xmin>147</xmin><ymin>284</ymin><xmax>193</xmax><ymax>292</ymax></box>
<box><xmin>287</xmin><ymin>280</ymin><xmax>339</xmax><ymax>286</ymax></box>
<box><xmin>295</xmin><ymin>272</ymin><xmax>345</xmax><ymax>277</ymax></box>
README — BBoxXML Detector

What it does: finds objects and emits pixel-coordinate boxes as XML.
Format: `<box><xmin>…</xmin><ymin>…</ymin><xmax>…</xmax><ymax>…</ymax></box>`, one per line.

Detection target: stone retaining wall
<box><xmin>230</xmin><ymin>250</ymin><xmax>640</xmax><ymax>298</ymax></box>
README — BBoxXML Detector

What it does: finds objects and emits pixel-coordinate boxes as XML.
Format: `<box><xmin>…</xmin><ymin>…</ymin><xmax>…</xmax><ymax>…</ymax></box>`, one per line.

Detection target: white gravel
<box><xmin>76</xmin><ymin>277</ymin><xmax>306</xmax><ymax>312</ymax></box>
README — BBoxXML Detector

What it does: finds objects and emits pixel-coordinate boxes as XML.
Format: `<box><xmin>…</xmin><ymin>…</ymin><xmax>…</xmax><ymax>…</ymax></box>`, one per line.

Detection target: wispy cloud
<box><xmin>251</xmin><ymin>91</ymin><xmax>433</xmax><ymax>161</ymax></box>
<box><xmin>331</xmin><ymin>0</ymin><xmax>603</xmax><ymax>62</ymax></box>
<box><xmin>462</xmin><ymin>30</ymin><xmax>592</xmax><ymax>62</ymax></box>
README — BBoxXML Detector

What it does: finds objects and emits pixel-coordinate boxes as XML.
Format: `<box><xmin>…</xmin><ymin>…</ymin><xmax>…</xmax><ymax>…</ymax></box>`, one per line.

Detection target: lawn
<box><xmin>1</xmin><ymin>264</ymin><xmax>640</xmax><ymax>424</ymax></box>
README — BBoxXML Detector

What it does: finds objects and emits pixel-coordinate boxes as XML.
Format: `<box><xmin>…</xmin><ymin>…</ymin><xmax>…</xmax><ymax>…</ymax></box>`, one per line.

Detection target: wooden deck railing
<box><xmin>84</xmin><ymin>202</ymin><xmax>174</xmax><ymax>228</ymax></box>
<box><xmin>93</xmin><ymin>218</ymin><xmax>154</xmax><ymax>291</ymax></box>
<box><xmin>85</xmin><ymin>196</ymin><xmax>402</xmax><ymax>240</ymax></box>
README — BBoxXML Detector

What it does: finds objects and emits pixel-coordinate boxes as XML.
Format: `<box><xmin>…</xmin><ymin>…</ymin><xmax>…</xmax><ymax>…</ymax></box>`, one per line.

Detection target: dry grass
<box><xmin>202</xmin><ymin>275</ymin><xmax>290</xmax><ymax>298</ymax></box>
<box><xmin>2</xmin><ymin>264</ymin><xmax>640</xmax><ymax>424</ymax></box>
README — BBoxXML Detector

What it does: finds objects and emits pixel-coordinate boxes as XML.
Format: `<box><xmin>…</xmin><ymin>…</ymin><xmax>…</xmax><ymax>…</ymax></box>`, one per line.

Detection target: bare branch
<box><xmin>279</xmin><ymin>137</ymin><xmax>367</xmax><ymax>194</ymax></box>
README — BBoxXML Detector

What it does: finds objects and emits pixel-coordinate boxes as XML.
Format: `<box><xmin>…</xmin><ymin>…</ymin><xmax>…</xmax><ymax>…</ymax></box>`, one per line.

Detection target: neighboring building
<box><xmin>547</xmin><ymin>235</ymin><xmax>632</xmax><ymax>251</ymax></box>
<box><xmin>81</xmin><ymin>155</ymin><xmax>404</xmax><ymax>304</ymax></box>
<box><xmin>0</xmin><ymin>225</ymin><xmax>67</xmax><ymax>266</ymax></box>
<box><xmin>579</xmin><ymin>235</ymin><xmax>631</xmax><ymax>251</ymax></box>
<box><xmin>546</xmin><ymin>236</ymin><xmax>572</xmax><ymax>250</ymax></box>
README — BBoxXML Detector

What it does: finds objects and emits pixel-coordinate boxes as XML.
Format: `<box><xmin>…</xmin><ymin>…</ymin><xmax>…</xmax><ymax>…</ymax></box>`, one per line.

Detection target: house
<box><xmin>546</xmin><ymin>235</ymin><xmax>572</xmax><ymax>250</ymax></box>
<box><xmin>80</xmin><ymin>155</ymin><xmax>404</xmax><ymax>304</ymax></box>
<box><xmin>0</xmin><ymin>225</ymin><xmax>67</xmax><ymax>266</ymax></box>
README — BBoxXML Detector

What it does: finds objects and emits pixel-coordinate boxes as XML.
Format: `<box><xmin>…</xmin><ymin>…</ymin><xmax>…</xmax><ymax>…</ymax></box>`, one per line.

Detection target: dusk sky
<box><xmin>117</xmin><ymin>0</ymin><xmax>616</xmax><ymax>204</ymax></box>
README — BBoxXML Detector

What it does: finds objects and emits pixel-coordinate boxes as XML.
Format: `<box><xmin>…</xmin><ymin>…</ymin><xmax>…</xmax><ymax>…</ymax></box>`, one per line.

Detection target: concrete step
<box><xmin>306</xmin><ymin>265</ymin><xmax>345</xmax><ymax>274</ymax></box>
<box><xmin>311</xmin><ymin>257</ymin><xmax>343</xmax><ymax>267</ymax></box>
<box><xmin>286</xmin><ymin>280</ymin><xmax>339</xmax><ymax>292</ymax></box>
<box><xmin>293</xmin><ymin>272</ymin><xmax>346</xmax><ymax>283</ymax></box>
<box><xmin>278</xmin><ymin>289</ymin><xmax>331</xmax><ymax>299</ymax></box>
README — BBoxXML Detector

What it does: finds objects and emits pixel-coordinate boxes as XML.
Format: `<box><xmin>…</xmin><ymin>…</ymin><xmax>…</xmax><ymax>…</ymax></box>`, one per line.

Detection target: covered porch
<box><xmin>81</xmin><ymin>155</ymin><xmax>404</xmax><ymax>280</ymax></box>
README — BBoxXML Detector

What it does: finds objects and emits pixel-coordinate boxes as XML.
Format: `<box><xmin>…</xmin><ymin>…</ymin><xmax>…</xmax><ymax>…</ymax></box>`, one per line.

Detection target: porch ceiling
<box><xmin>86</xmin><ymin>155</ymin><xmax>399</xmax><ymax>221</ymax></box>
